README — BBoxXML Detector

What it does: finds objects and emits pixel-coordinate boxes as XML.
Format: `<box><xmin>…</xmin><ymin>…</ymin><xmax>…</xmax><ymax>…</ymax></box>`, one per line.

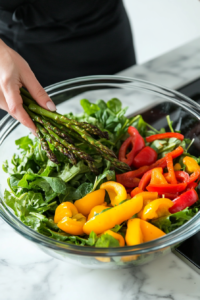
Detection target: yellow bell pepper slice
<box><xmin>126</xmin><ymin>218</ymin><xmax>143</xmax><ymax>246</ymax></box>
<box><xmin>125</xmin><ymin>218</ymin><xmax>165</xmax><ymax>246</ymax></box>
<box><xmin>138</xmin><ymin>192</ymin><xmax>158</xmax><ymax>206</ymax></box>
<box><xmin>54</xmin><ymin>202</ymin><xmax>78</xmax><ymax>224</ymax></box>
<box><xmin>74</xmin><ymin>189</ymin><xmax>105</xmax><ymax>216</ymax></box>
<box><xmin>140</xmin><ymin>219</ymin><xmax>166</xmax><ymax>242</ymax></box>
<box><xmin>104</xmin><ymin>230</ymin><xmax>125</xmax><ymax>247</ymax></box>
<box><xmin>57</xmin><ymin>213</ymin><xmax>86</xmax><ymax>235</ymax></box>
<box><xmin>174</xmin><ymin>163</ymin><xmax>181</xmax><ymax>171</ymax></box>
<box><xmin>183</xmin><ymin>156</ymin><xmax>200</xmax><ymax>174</ymax></box>
<box><xmin>100</xmin><ymin>181</ymin><xmax>127</xmax><ymax>206</ymax></box>
<box><xmin>54</xmin><ymin>202</ymin><xmax>86</xmax><ymax>235</ymax></box>
<box><xmin>83</xmin><ymin>194</ymin><xmax>143</xmax><ymax>235</ymax></box>
<box><xmin>138</xmin><ymin>198</ymin><xmax>173</xmax><ymax>220</ymax></box>
<box><xmin>87</xmin><ymin>203</ymin><xmax>107</xmax><ymax>220</ymax></box>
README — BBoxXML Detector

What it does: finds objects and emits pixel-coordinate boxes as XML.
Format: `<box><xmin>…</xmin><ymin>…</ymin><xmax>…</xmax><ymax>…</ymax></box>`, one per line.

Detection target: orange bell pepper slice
<box><xmin>130</xmin><ymin>187</ymin><xmax>143</xmax><ymax>197</ymax></box>
<box><xmin>139</xmin><ymin>167</ymin><xmax>163</xmax><ymax>190</ymax></box>
<box><xmin>74</xmin><ymin>189</ymin><xmax>105</xmax><ymax>216</ymax></box>
<box><xmin>150</xmin><ymin>168</ymin><xmax>168</xmax><ymax>185</ymax></box>
<box><xmin>100</xmin><ymin>181</ymin><xmax>127</xmax><ymax>206</ymax></box>
<box><xmin>138</xmin><ymin>198</ymin><xmax>173</xmax><ymax>220</ymax></box>
<box><xmin>83</xmin><ymin>194</ymin><xmax>143</xmax><ymax>235</ymax></box>
<box><xmin>166</xmin><ymin>153</ymin><xmax>177</xmax><ymax>184</ymax></box>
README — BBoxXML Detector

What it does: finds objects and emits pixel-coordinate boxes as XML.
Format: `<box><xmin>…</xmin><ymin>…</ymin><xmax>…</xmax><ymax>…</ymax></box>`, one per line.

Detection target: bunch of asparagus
<box><xmin>21</xmin><ymin>88</ymin><xmax>131</xmax><ymax>174</ymax></box>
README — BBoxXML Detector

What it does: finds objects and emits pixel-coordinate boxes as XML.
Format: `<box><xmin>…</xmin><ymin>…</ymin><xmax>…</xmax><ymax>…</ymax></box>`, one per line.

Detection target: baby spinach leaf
<box><xmin>80</xmin><ymin>99</ymin><xmax>100</xmax><ymax>115</ymax></box>
<box><xmin>107</xmin><ymin>98</ymin><xmax>122</xmax><ymax>113</ymax></box>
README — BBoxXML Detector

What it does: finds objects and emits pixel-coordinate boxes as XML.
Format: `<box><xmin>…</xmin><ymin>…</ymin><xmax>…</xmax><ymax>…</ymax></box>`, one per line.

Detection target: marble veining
<box><xmin>1</xmin><ymin>37</ymin><xmax>200</xmax><ymax>300</ymax></box>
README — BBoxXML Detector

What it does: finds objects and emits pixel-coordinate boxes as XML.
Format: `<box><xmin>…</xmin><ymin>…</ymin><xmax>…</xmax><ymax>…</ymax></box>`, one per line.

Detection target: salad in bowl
<box><xmin>1</xmin><ymin>76</ymin><xmax>200</xmax><ymax>269</ymax></box>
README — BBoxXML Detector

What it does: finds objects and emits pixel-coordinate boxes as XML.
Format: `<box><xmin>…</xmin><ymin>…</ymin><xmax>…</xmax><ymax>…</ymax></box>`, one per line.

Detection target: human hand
<box><xmin>0</xmin><ymin>39</ymin><xmax>56</xmax><ymax>135</ymax></box>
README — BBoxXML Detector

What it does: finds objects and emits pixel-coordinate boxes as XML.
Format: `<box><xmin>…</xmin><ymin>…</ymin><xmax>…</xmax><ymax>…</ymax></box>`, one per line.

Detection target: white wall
<box><xmin>123</xmin><ymin>0</ymin><xmax>200</xmax><ymax>64</ymax></box>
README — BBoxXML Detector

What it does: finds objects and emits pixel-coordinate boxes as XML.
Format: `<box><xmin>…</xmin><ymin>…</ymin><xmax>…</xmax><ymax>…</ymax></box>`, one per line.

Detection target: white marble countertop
<box><xmin>1</xmin><ymin>37</ymin><xmax>200</xmax><ymax>300</ymax></box>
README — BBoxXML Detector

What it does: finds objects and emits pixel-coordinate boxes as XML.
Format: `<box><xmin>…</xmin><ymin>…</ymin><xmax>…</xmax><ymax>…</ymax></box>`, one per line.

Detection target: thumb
<box><xmin>21</xmin><ymin>66</ymin><xmax>57</xmax><ymax>111</ymax></box>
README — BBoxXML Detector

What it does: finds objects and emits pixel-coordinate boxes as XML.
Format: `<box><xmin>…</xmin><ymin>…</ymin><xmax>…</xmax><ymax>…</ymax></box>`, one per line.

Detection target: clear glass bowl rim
<box><xmin>1</xmin><ymin>75</ymin><xmax>200</xmax><ymax>257</ymax></box>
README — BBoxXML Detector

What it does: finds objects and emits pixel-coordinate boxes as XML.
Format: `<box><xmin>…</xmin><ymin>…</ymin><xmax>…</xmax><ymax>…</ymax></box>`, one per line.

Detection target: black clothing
<box><xmin>0</xmin><ymin>0</ymin><xmax>135</xmax><ymax>88</ymax></box>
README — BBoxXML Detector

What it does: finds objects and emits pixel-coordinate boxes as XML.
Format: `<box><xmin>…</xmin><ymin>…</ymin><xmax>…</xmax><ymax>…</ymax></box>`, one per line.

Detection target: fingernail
<box><xmin>29</xmin><ymin>128</ymin><xmax>37</xmax><ymax>136</ymax></box>
<box><xmin>46</xmin><ymin>101</ymin><xmax>57</xmax><ymax>111</ymax></box>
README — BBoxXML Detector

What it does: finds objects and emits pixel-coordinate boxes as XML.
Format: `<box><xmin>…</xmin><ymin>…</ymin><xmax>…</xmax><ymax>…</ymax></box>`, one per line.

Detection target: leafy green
<box><xmin>106</xmin><ymin>98</ymin><xmax>122</xmax><ymax>113</ymax></box>
<box><xmin>80</xmin><ymin>99</ymin><xmax>100</xmax><ymax>115</ymax></box>
<box><xmin>95</xmin><ymin>233</ymin><xmax>120</xmax><ymax>247</ymax></box>
<box><xmin>15</xmin><ymin>136</ymin><xmax>33</xmax><ymax>151</ymax></box>
<box><xmin>152</xmin><ymin>205</ymin><xmax>200</xmax><ymax>234</ymax></box>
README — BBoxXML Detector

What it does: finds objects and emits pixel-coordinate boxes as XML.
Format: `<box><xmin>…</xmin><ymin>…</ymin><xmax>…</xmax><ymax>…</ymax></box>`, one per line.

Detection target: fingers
<box><xmin>1</xmin><ymin>82</ymin><xmax>37</xmax><ymax>134</ymax></box>
<box><xmin>21</xmin><ymin>66</ymin><xmax>57</xmax><ymax>111</ymax></box>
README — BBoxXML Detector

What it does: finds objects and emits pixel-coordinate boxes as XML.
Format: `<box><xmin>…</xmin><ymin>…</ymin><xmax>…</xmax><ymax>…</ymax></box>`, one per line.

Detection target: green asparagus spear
<box><xmin>36</xmin><ymin>126</ymin><xmax>58</xmax><ymax>164</ymax></box>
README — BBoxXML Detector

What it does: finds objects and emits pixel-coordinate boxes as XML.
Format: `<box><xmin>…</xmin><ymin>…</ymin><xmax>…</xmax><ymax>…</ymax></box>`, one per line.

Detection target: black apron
<box><xmin>0</xmin><ymin>0</ymin><xmax>136</xmax><ymax>86</ymax></box>
<box><xmin>0</xmin><ymin>0</ymin><xmax>135</xmax><ymax>119</ymax></box>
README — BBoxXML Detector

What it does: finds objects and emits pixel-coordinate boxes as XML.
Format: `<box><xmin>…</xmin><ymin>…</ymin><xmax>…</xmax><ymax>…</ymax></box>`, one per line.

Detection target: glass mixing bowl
<box><xmin>1</xmin><ymin>75</ymin><xmax>200</xmax><ymax>269</ymax></box>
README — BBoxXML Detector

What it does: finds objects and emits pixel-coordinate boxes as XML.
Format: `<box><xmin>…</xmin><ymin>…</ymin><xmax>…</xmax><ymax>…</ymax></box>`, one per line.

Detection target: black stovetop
<box><xmin>172</xmin><ymin>78</ymin><xmax>200</xmax><ymax>274</ymax></box>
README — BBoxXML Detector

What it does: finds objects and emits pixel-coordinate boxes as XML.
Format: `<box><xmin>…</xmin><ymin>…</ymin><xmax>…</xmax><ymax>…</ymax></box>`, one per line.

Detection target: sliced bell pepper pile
<box><xmin>52</xmin><ymin>120</ymin><xmax>200</xmax><ymax>252</ymax></box>
<box><xmin>116</xmin><ymin>146</ymin><xmax>184</xmax><ymax>188</ymax></box>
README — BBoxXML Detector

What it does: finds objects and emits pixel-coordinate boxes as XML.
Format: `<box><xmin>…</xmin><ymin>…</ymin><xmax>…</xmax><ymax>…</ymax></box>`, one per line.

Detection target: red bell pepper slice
<box><xmin>150</xmin><ymin>146</ymin><xmax>184</xmax><ymax>169</ymax></box>
<box><xmin>146</xmin><ymin>132</ymin><xmax>184</xmax><ymax>143</ymax></box>
<box><xmin>130</xmin><ymin>187</ymin><xmax>143</xmax><ymax>198</ymax></box>
<box><xmin>116</xmin><ymin>166</ymin><xmax>149</xmax><ymax>188</ymax></box>
<box><xmin>118</xmin><ymin>127</ymin><xmax>145</xmax><ymax>166</ymax></box>
<box><xmin>116</xmin><ymin>146</ymin><xmax>184</xmax><ymax>188</ymax></box>
<box><xmin>127</xmin><ymin>127</ymin><xmax>145</xmax><ymax>156</ymax></box>
<box><xmin>187</xmin><ymin>170</ymin><xmax>200</xmax><ymax>184</ymax></box>
<box><xmin>169</xmin><ymin>189</ymin><xmax>198</xmax><ymax>214</ymax></box>
<box><xmin>132</xmin><ymin>146</ymin><xmax>157</xmax><ymax>168</ymax></box>
<box><xmin>164</xmin><ymin>171</ymin><xmax>189</xmax><ymax>183</ymax></box>
<box><xmin>118</xmin><ymin>137</ymin><xmax>136</xmax><ymax>166</ymax></box>
<box><xmin>166</xmin><ymin>153</ymin><xmax>177</xmax><ymax>184</ymax></box>
<box><xmin>138</xmin><ymin>168</ymin><xmax>163</xmax><ymax>190</ymax></box>
<box><xmin>159</xmin><ymin>192</ymin><xmax>179</xmax><ymax>200</ymax></box>
<box><xmin>146</xmin><ymin>182</ymin><xmax>187</xmax><ymax>193</ymax></box>
<box><xmin>187</xmin><ymin>182</ymin><xmax>198</xmax><ymax>190</ymax></box>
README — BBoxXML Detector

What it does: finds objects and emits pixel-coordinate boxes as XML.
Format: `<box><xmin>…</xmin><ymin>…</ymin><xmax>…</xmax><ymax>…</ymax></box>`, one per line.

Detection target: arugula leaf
<box><xmin>95</xmin><ymin>233</ymin><xmax>120</xmax><ymax>247</ymax></box>
<box><xmin>152</xmin><ymin>207</ymin><xmax>199</xmax><ymax>233</ymax></box>
<box><xmin>58</xmin><ymin>161</ymin><xmax>90</xmax><ymax>183</ymax></box>
<box><xmin>92</xmin><ymin>168</ymin><xmax>115</xmax><ymax>192</ymax></box>
<box><xmin>15</xmin><ymin>136</ymin><xmax>33</xmax><ymax>151</ymax></box>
